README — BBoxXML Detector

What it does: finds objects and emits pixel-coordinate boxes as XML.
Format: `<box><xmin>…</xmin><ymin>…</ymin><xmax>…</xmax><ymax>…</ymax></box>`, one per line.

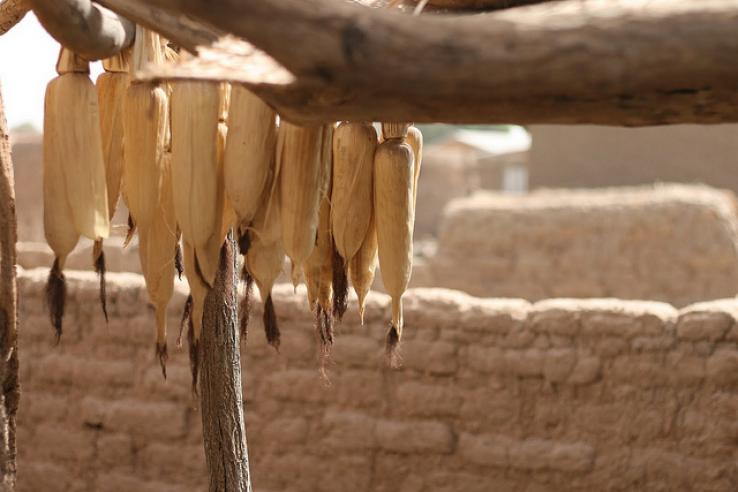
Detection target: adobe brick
<box><xmin>543</xmin><ymin>349</ymin><xmax>577</xmax><ymax>383</ymax></box>
<box><xmin>375</xmin><ymin>420</ymin><xmax>454</xmax><ymax>454</ymax></box>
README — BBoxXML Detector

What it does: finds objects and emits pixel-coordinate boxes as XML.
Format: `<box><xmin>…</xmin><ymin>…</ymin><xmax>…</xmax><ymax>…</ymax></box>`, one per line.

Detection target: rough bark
<box><xmin>0</xmin><ymin>86</ymin><xmax>19</xmax><ymax>491</ymax></box>
<box><xmin>98</xmin><ymin>0</ymin><xmax>738</xmax><ymax>126</ymax></box>
<box><xmin>0</xmin><ymin>0</ymin><xmax>29</xmax><ymax>35</ymax></box>
<box><xmin>199</xmin><ymin>236</ymin><xmax>251</xmax><ymax>492</ymax></box>
<box><xmin>30</xmin><ymin>0</ymin><xmax>135</xmax><ymax>60</ymax></box>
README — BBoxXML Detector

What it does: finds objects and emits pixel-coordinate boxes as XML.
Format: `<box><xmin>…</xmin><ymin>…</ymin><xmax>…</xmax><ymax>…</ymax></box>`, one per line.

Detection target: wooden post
<box><xmin>0</xmin><ymin>87</ymin><xmax>20</xmax><ymax>491</ymax></box>
<box><xmin>199</xmin><ymin>235</ymin><xmax>252</xmax><ymax>492</ymax></box>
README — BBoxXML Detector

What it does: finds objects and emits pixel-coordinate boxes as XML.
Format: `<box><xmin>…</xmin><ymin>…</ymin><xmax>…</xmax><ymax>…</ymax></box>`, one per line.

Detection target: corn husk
<box><xmin>278</xmin><ymin>121</ymin><xmax>331</xmax><ymax>286</ymax></box>
<box><xmin>138</xmin><ymin>152</ymin><xmax>178</xmax><ymax>377</ymax></box>
<box><xmin>331</xmin><ymin>121</ymin><xmax>377</xmax><ymax>266</ymax></box>
<box><xmin>123</xmin><ymin>83</ymin><xmax>168</xmax><ymax>231</ymax></box>
<box><xmin>224</xmin><ymin>85</ymin><xmax>277</xmax><ymax>231</ymax></box>
<box><xmin>43</xmin><ymin>47</ymin><xmax>111</xmax><ymax>340</ymax></box>
<box><xmin>97</xmin><ymin>51</ymin><xmax>131</xmax><ymax>219</ymax></box>
<box><xmin>374</xmin><ymin>139</ymin><xmax>415</xmax><ymax>358</ymax></box>
<box><xmin>170</xmin><ymin>81</ymin><xmax>223</xmax><ymax>286</ymax></box>
<box><xmin>45</xmin><ymin>58</ymin><xmax>110</xmax><ymax>241</ymax></box>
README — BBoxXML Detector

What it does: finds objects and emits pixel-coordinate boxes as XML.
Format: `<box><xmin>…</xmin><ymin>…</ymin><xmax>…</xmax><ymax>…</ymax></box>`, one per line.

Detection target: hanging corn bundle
<box><xmin>122</xmin><ymin>26</ymin><xmax>168</xmax><ymax>235</ymax></box>
<box><xmin>178</xmin><ymin>120</ymin><xmax>229</xmax><ymax>389</ymax></box>
<box><xmin>224</xmin><ymin>84</ymin><xmax>277</xmax><ymax>248</ymax></box>
<box><xmin>94</xmin><ymin>49</ymin><xmax>131</xmax><ymax>322</ymax></box>
<box><xmin>43</xmin><ymin>47</ymin><xmax>110</xmax><ymax>340</ymax></box>
<box><xmin>39</xmin><ymin>23</ymin><xmax>423</xmax><ymax>371</ymax></box>
<box><xmin>331</xmin><ymin>122</ymin><xmax>376</xmax><ymax>320</ymax></box>
<box><xmin>278</xmin><ymin>121</ymin><xmax>332</xmax><ymax>287</ymax></box>
<box><xmin>97</xmin><ymin>50</ymin><xmax>130</xmax><ymax>221</ymax></box>
<box><xmin>174</xmin><ymin>111</ymin><xmax>230</xmax><ymax>386</ymax></box>
<box><xmin>170</xmin><ymin>80</ymin><xmax>230</xmax><ymax>288</ymax></box>
<box><xmin>122</xmin><ymin>27</ymin><xmax>184</xmax><ymax>378</ymax></box>
<box><xmin>332</xmin><ymin>122</ymin><xmax>377</xmax><ymax>265</ymax></box>
<box><xmin>223</xmin><ymin>84</ymin><xmax>278</xmax><ymax>340</ymax></box>
<box><xmin>375</xmin><ymin>122</ymin><xmax>417</xmax><ymax>364</ymax></box>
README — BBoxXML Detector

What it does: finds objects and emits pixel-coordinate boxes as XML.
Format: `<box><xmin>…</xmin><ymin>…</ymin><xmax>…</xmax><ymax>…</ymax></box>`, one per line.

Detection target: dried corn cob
<box><xmin>331</xmin><ymin>121</ymin><xmax>374</xmax><ymax>321</ymax></box>
<box><xmin>94</xmin><ymin>50</ymin><xmax>132</xmax><ymax>322</ymax></box>
<box><xmin>278</xmin><ymin>121</ymin><xmax>330</xmax><ymax>286</ymax></box>
<box><xmin>374</xmin><ymin>139</ymin><xmax>415</xmax><ymax>363</ymax></box>
<box><xmin>138</xmin><ymin>152</ymin><xmax>178</xmax><ymax>378</ymax></box>
<box><xmin>123</xmin><ymin>27</ymin><xmax>168</xmax><ymax>233</ymax></box>
<box><xmin>238</xmin><ymin>135</ymin><xmax>281</xmax><ymax>339</ymax></box>
<box><xmin>44</xmin><ymin>47</ymin><xmax>110</xmax><ymax>339</ymax></box>
<box><xmin>224</xmin><ymin>85</ymin><xmax>277</xmax><ymax>238</ymax></box>
<box><xmin>51</xmin><ymin>51</ymin><xmax>110</xmax><ymax>241</ymax></box>
<box><xmin>331</xmin><ymin>122</ymin><xmax>377</xmax><ymax>265</ymax></box>
<box><xmin>170</xmin><ymin>81</ymin><xmax>222</xmax><ymax>286</ymax></box>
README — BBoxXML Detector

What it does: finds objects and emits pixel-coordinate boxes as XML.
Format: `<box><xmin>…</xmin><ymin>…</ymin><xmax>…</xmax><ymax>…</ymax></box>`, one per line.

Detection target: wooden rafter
<box><xmin>94</xmin><ymin>0</ymin><xmax>738</xmax><ymax>126</ymax></box>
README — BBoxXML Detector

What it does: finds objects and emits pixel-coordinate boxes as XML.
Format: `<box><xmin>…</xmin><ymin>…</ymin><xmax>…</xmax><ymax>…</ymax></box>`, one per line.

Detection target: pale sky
<box><xmin>0</xmin><ymin>13</ymin><xmax>103</xmax><ymax>131</ymax></box>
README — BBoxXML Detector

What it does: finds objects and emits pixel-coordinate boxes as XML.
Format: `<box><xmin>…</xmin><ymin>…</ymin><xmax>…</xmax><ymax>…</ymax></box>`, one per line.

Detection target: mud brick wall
<box><xmin>15</xmin><ymin>268</ymin><xmax>738</xmax><ymax>491</ymax></box>
<box><xmin>432</xmin><ymin>184</ymin><xmax>738</xmax><ymax>307</ymax></box>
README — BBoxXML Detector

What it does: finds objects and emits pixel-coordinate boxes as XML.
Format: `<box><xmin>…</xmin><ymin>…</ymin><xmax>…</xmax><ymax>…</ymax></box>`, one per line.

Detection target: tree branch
<box><xmin>30</xmin><ymin>0</ymin><xmax>135</xmax><ymax>60</ymax></box>
<box><xmin>0</xmin><ymin>0</ymin><xmax>30</xmax><ymax>35</ymax></box>
<box><xmin>199</xmin><ymin>236</ymin><xmax>251</xmax><ymax>492</ymax></box>
<box><xmin>103</xmin><ymin>0</ymin><xmax>738</xmax><ymax>126</ymax></box>
<box><xmin>0</xmin><ymin>85</ymin><xmax>19</xmax><ymax>492</ymax></box>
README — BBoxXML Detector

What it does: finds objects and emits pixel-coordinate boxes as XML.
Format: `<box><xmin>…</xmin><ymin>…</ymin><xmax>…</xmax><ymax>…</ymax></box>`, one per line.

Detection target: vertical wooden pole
<box><xmin>199</xmin><ymin>235</ymin><xmax>252</xmax><ymax>492</ymax></box>
<box><xmin>0</xmin><ymin>86</ymin><xmax>20</xmax><ymax>491</ymax></box>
